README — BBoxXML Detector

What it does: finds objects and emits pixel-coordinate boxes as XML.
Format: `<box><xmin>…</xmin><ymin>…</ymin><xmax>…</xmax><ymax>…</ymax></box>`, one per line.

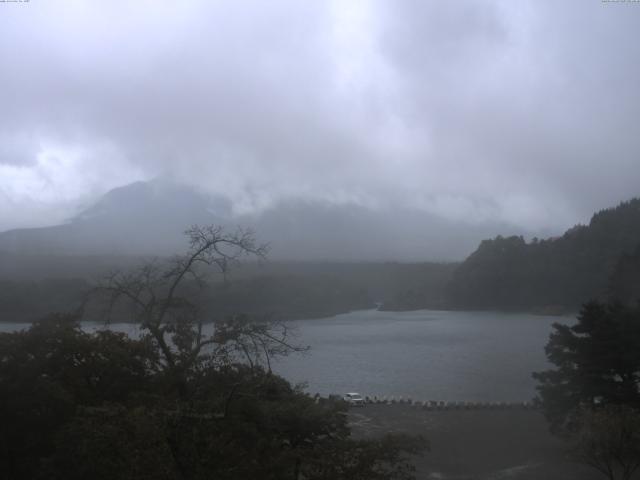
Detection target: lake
<box><xmin>0</xmin><ymin>309</ymin><xmax>569</xmax><ymax>402</ymax></box>
<box><xmin>272</xmin><ymin>309</ymin><xmax>567</xmax><ymax>403</ymax></box>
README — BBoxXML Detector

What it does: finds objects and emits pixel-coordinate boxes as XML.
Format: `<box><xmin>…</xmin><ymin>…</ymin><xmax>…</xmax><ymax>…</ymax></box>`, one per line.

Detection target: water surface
<box><xmin>0</xmin><ymin>309</ymin><xmax>568</xmax><ymax>402</ymax></box>
<box><xmin>272</xmin><ymin>309</ymin><xmax>566</xmax><ymax>402</ymax></box>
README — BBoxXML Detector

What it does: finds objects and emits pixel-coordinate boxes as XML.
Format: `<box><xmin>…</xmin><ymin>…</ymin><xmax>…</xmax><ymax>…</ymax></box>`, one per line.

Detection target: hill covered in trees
<box><xmin>608</xmin><ymin>243</ymin><xmax>640</xmax><ymax>307</ymax></box>
<box><xmin>447</xmin><ymin>198</ymin><xmax>640</xmax><ymax>311</ymax></box>
<box><xmin>0</xmin><ymin>256</ymin><xmax>455</xmax><ymax>323</ymax></box>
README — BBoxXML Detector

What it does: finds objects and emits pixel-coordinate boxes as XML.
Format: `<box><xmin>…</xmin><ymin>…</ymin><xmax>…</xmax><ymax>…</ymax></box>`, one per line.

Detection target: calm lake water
<box><xmin>273</xmin><ymin>309</ymin><xmax>568</xmax><ymax>403</ymax></box>
<box><xmin>0</xmin><ymin>309</ymin><xmax>570</xmax><ymax>402</ymax></box>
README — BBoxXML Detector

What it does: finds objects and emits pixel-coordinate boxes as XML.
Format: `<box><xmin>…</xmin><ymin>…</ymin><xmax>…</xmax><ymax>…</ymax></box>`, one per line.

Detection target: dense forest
<box><xmin>608</xmin><ymin>244</ymin><xmax>640</xmax><ymax>306</ymax></box>
<box><xmin>0</xmin><ymin>259</ymin><xmax>455</xmax><ymax>323</ymax></box>
<box><xmin>0</xmin><ymin>226</ymin><xmax>429</xmax><ymax>479</ymax></box>
<box><xmin>0</xmin><ymin>316</ymin><xmax>426</xmax><ymax>479</ymax></box>
<box><xmin>447</xmin><ymin>199</ymin><xmax>640</xmax><ymax>311</ymax></box>
<box><xmin>3</xmin><ymin>198</ymin><xmax>640</xmax><ymax>321</ymax></box>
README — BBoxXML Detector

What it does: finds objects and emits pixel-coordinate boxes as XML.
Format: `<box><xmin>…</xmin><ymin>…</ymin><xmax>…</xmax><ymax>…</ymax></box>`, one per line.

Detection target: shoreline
<box><xmin>0</xmin><ymin>306</ymin><xmax>577</xmax><ymax>325</ymax></box>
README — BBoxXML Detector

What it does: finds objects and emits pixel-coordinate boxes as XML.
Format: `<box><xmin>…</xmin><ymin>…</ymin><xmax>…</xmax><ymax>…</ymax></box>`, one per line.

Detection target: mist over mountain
<box><xmin>0</xmin><ymin>181</ymin><xmax>227</xmax><ymax>257</ymax></box>
<box><xmin>0</xmin><ymin>180</ymin><xmax>534</xmax><ymax>261</ymax></box>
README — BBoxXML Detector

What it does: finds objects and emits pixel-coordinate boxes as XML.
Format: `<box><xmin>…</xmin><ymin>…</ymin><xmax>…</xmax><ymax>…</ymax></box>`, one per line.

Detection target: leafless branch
<box><xmin>87</xmin><ymin>225</ymin><xmax>295</xmax><ymax>381</ymax></box>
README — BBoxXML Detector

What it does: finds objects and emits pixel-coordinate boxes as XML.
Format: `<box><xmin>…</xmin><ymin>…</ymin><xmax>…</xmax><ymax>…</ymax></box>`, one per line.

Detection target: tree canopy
<box><xmin>533</xmin><ymin>301</ymin><xmax>640</xmax><ymax>432</ymax></box>
<box><xmin>448</xmin><ymin>199</ymin><xmax>640</xmax><ymax>311</ymax></box>
<box><xmin>0</xmin><ymin>225</ymin><xmax>427</xmax><ymax>480</ymax></box>
<box><xmin>573</xmin><ymin>405</ymin><xmax>640</xmax><ymax>480</ymax></box>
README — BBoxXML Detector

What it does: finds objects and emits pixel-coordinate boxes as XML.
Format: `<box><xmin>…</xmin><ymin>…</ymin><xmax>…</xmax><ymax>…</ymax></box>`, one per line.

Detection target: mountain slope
<box><xmin>447</xmin><ymin>198</ymin><xmax>640</xmax><ymax>310</ymax></box>
<box><xmin>0</xmin><ymin>180</ymin><xmax>527</xmax><ymax>261</ymax></box>
<box><xmin>0</xmin><ymin>181</ymin><xmax>229</xmax><ymax>256</ymax></box>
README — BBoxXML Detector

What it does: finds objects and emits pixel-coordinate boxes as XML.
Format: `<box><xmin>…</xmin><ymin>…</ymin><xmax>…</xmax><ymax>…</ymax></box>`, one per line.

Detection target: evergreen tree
<box><xmin>533</xmin><ymin>301</ymin><xmax>640</xmax><ymax>432</ymax></box>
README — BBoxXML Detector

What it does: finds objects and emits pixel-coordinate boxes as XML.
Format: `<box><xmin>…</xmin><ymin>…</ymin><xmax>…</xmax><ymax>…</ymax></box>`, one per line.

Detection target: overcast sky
<box><xmin>0</xmin><ymin>0</ymin><xmax>639</xmax><ymax>233</ymax></box>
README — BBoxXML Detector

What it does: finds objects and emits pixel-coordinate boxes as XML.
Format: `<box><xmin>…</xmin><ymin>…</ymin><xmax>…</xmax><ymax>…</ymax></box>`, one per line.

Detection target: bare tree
<box><xmin>92</xmin><ymin>225</ymin><xmax>305</xmax><ymax>382</ymax></box>
<box><xmin>212</xmin><ymin>314</ymin><xmax>305</xmax><ymax>373</ymax></box>
<box><xmin>573</xmin><ymin>405</ymin><xmax>640</xmax><ymax>480</ymax></box>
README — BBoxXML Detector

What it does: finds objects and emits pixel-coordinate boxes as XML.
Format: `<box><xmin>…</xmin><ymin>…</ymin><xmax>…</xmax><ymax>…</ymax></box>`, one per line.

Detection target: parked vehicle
<box><xmin>343</xmin><ymin>392</ymin><xmax>365</xmax><ymax>407</ymax></box>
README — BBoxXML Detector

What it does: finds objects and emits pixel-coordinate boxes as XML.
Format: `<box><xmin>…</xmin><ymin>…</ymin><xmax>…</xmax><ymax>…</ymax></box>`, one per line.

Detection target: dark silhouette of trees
<box><xmin>90</xmin><ymin>225</ymin><xmax>307</xmax><ymax>395</ymax></box>
<box><xmin>448</xmin><ymin>199</ymin><xmax>640</xmax><ymax>311</ymax></box>
<box><xmin>573</xmin><ymin>406</ymin><xmax>640</xmax><ymax>480</ymax></box>
<box><xmin>94</xmin><ymin>225</ymin><xmax>270</xmax><ymax>368</ymax></box>
<box><xmin>0</xmin><ymin>225</ymin><xmax>428</xmax><ymax>480</ymax></box>
<box><xmin>608</xmin><ymin>244</ymin><xmax>640</xmax><ymax>307</ymax></box>
<box><xmin>534</xmin><ymin>301</ymin><xmax>640</xmax><ymax>479</ymax></box>
<box><xmin>0</xmin><ymin>314</ymin><xmax>158</xmax><ymax>479</ymax></box>
<box><xmin>0</xmin><ymin>317</ymin><xmax>427</xmax><ymax>480</ymax></box>
<box><xmin>533</xmin><ymin>301</ymin><xmax>640</xmax><ymax>432</ymax></box>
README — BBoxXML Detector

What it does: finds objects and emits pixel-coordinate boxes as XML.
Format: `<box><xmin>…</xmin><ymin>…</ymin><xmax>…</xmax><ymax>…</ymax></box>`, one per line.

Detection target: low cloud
<box><xmin>0</xmin><ymin>0</ymin><xmax>638</xmax><ymax>234</ymax></box>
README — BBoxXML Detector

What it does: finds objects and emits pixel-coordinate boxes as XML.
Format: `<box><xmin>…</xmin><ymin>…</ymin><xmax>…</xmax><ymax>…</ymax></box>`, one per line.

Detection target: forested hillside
<box><xmin>0</xmin><ymin>260</ymin><xmax>455</xmax><ymax>322</ymax></box>
<box><xmin>609</xmin><ymin>244</ymin><xmax>640</xmax><ymax>306</ymax></box>
<box><xmin>447</xmin><ymin>198</ymin><xmax>640</xmax><ymax>311</ymax></box>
